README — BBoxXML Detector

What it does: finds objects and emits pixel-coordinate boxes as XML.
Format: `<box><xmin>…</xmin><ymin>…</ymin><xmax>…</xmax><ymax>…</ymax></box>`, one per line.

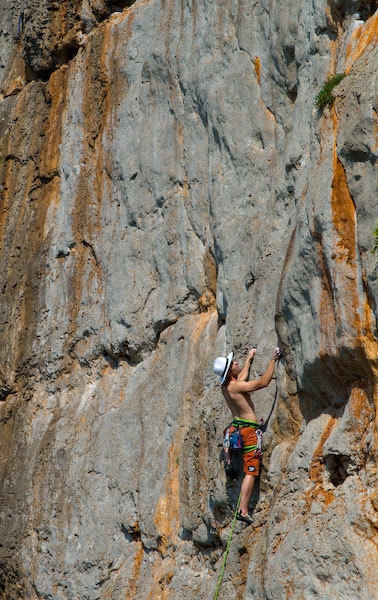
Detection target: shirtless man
<box><xmin>213</xmin><ymin>347</ymin><xmax>281</xmax><ymax>524</ymax></box>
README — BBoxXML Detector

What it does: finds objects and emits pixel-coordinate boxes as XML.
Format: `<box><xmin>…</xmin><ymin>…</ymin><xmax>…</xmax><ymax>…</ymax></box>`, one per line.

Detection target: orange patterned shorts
<box><xmin>229</xmin><ymin>422</ymin><xmax>261</xmax><ymax>477</ymax></box>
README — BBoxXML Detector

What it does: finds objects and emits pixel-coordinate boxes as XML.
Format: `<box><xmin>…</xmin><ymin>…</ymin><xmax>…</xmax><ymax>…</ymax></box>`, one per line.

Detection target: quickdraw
<box><xmin>241</xmin><ymin>427</ymin><xmax>263</xmax><ymax>458</ymax></box>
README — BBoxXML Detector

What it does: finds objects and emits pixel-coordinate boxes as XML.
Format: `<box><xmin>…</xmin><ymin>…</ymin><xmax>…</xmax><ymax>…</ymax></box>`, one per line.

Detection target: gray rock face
<box><xmin>0</xmin><ymin>0</ymin><xmax>377</xmax><ymax>599</ymax></box>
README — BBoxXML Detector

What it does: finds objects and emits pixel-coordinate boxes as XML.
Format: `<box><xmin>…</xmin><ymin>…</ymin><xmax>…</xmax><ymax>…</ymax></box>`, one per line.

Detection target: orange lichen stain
<box><xmin>125</xmin><ymin>540</ymin><xmax>144</xmax><ymax>600</ymax></box>
<box><xmin>203</xmin><ymin>246</ymin><xmax>217</xmax><ymax>295</ymax></box>
<box><xmin>345</xmin><ymin>12</ymin><xmax>378</xmax><ymax>73</ymax></box>
<box><xmin>319</xmin><ymin>288</ymin><xmax>337</xmax><ymax>352</ymax></box>
<box><xmin>253</xmin><ymin>56</ymin><xmax>261</xmax><ymax>85</ymax></box>
<box><xmin>304</xmin><ymin>416</ymin><xmax>337</xmax><ymax>510</ymax></box>
<box><xmin>331</xmin><ymin>149</ymin><xmax>356</xmax><ymax>263</ymax></box>
<box><xmin>329</xmin><ymin>142</ymin><xmax>378</xmax><ymax>370</ymax></box>
<box><xmin>40</xmin><ymin>66</ymin><xmax>68</xmax><ymax>179</ymax></box>
<box><xmin>153</xmin><ymin>439</ymin><xmax>181</xmax><ymax>555</ymax></box>
<box><xmin>61</xmin><ymin>24</ymin><xmax>112</xmax><ymax>347</ymax></box>
<box><xmin>0</xmin><ymin>65</ymin><xmax>73</xmax><ymax>373</ymax></box>
<box><xmin>329</xmin><ymin>143</ymin><xmax>368</xmax><ymax>336</ymax></box>
<box><xmin>349</xmin><ymin>385</ymin><xmax>371</xmax><ymax>417</ymax></box>
<box><xmin>309</xmin><ymin>417</ymin><xmax>336</xmax><ymax>483</ymax></box>
<box><xmin>330</xmin><ymin>141</ymin><xmax>378</xmax><ymax>410</ymax></box>
<box><xmin>146</xmin><ymin>558</ymin><xmax>175</xmax><ymax>600</ymax></box>
<box><xmin>350</xmin><ymin>390</ymin><xmax>369</xmax><ymax>437</ymax></box>
<box><xmin>198</xmin><ymin>289</ymin><xmax>216</xmax><ymax>312</ymax></box>
<box><xmin>50</xmin><ymin>2</ymin><xmax>68</xmax><ymax>44</ymax></box>
<box><xmin>316</xmin><ymin>234</ymin><xmax>337</xmax><ymax>354</ymax></box>
<box><xmin>191</xmin><ymin>305</ymin><xmax>217</xmax><ymax>343</ymax></box>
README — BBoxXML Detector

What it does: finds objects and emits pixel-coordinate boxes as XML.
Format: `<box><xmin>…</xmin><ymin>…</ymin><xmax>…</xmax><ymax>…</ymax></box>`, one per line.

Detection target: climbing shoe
<box><xmin>236</xmin><ymin>512</ymin><xmax>253</xmax><ymax>525</ymax></box>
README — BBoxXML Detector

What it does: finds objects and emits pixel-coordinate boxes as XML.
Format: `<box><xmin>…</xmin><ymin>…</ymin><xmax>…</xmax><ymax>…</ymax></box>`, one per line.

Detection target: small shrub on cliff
<box><xmin>372</xmin><ymin>223</ymin><xmax>378</xmax><ymax>254</ymax></box>
<box><xmin>315</xmin><ymin>73</ymin><xmax>346</xmax><ymax>109</ymax></box>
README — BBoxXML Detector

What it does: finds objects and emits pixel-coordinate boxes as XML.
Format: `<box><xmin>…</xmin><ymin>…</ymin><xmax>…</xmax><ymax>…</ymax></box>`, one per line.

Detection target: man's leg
<box><xmin>239</xmin><ymin>474</ymin><xmax>255</xmax><ymax>516</ymax></box>
<box><xmin>239</xmin><ymin>427</ymin><xmax>259</xmax><ymax>517</ymax></box>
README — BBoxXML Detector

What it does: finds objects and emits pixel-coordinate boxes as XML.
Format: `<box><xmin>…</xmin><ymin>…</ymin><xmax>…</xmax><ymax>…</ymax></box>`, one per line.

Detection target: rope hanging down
<box><xmin>260</xmin><ymin>355</ymin><xmax>283</xmax><ymax>432</ymax></box>
<box><xmin>213</xmin><ymin>493</ymin><xmax>241</xmax><ymax>600</ymax></box>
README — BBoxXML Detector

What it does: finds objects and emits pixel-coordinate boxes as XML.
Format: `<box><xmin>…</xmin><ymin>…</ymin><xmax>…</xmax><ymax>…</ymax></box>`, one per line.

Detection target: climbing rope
<box><xmin>260</xmin><ymin>354</ymin><xmax>283</xmax><ymax>433</ymax></box>
<box><xmin>213</xmin><ymin>493</ymin><xmax>241</xmax><ymax>600</ymax></box>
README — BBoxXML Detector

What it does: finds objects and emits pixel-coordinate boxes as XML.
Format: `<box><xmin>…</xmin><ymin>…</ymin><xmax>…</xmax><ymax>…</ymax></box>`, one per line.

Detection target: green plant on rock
<box><xmin>315</xmin><ymin>73</ymin><xmax>346</xmax><ymax>109</ymax></box>
<box><xmin>372</xmin><ymin>223</ymin><xmax>378</xmax><ymax>254</ymax></box>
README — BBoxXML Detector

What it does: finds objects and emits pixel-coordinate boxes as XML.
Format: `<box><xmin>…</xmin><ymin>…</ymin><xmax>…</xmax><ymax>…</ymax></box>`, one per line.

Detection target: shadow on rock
<box><xmin>298</xmin><ymin>346</ymin><xmax>374</xmax><ymax>422</ymax></box>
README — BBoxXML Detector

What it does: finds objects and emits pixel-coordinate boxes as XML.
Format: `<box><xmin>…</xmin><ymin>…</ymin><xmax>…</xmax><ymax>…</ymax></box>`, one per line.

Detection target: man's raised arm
<box><xmin>237</xmin><ymin>348</ymin><xmax>256</xmax><ymax>381</ymax></box>
<box><xmin>232</xmin><ymin>348</ymin><xmax>281</xmax><ymax>392</ymax></box>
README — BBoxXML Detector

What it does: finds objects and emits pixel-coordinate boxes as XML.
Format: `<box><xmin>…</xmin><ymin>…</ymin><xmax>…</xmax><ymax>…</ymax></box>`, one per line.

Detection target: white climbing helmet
<box><xmin>213</xmin><ymin>352</ymin><xmax>234</xmax><ymax>384</ymax></box>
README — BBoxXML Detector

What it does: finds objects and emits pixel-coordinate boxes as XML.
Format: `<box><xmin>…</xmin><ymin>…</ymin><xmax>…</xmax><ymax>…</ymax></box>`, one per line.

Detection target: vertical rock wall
<box><xmin>0</xmin><ymin>1</ymin><xmax>377</xmax><ymax>598</ymax></box>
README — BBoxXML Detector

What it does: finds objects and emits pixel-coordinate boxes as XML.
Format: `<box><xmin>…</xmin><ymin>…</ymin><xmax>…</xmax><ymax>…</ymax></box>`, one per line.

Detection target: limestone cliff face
<box><xmin>0</xmin><ymin>1</ymin><xmax>377</xmax><ymax>599</ymax></box>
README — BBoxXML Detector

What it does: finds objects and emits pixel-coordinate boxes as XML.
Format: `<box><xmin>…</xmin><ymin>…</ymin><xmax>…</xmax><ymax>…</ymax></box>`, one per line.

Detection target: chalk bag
<box><xmin>229</xmin><ymin>428</ymin><xmax>243</xmax><ymax>449</ymax></box>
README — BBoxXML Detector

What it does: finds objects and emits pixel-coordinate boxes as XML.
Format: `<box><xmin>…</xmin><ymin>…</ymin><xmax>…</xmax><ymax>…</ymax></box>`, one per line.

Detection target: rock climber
<box><xmin>213</xmin><ymin>346</ymin><xmax>281</xmax><ymax>524</ymax></box>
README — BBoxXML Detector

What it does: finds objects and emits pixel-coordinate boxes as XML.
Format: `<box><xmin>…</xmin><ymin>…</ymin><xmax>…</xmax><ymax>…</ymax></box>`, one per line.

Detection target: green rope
<box><xmin>213</xmin><ymin>493</ymin><xmax>241</xmax><ymax>600</ymax></box>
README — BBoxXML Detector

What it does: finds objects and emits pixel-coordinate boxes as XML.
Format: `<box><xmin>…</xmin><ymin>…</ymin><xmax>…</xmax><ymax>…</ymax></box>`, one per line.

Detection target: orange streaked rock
<box><xmin>345</xmin><ymin>12</ymin><xmax>378</xmax><ymax>73</ymax></box>
<box><xmin>253</xmin><ymin>56</ymin><xmax>261</xmax><ymax>85</ymax></box>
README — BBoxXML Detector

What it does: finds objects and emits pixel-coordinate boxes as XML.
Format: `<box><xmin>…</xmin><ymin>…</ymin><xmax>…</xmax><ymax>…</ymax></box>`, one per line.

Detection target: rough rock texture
<box><xmin>0</xmin><ymin>0</ymin><xmax>377</xmax><ymax>599</ymax></box>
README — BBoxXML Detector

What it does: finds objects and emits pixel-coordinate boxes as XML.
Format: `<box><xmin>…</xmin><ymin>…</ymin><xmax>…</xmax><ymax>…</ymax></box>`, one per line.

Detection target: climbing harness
<box><xmin>213</xmin><ymin>493</ymin><xmax>241</xmax><ymax>600</ymax></box>
<box><xmin>223</xmin><ymin>426</ymin><xmax>231</xmax><ymax>462</ymax></box>
<box><xmin>222</xmin><ymin>419</ymin><xmax>263</xmax><ymax>471</ymax></box>
<box><xmin>255</xmin><ymin>427</ymin><xmax>263</xmax><ymax>458</ymax></box>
